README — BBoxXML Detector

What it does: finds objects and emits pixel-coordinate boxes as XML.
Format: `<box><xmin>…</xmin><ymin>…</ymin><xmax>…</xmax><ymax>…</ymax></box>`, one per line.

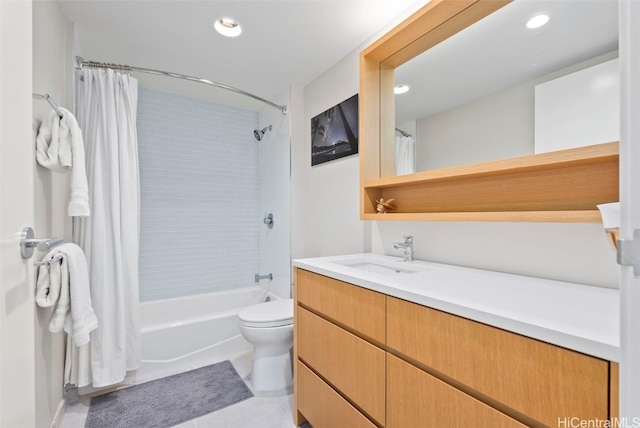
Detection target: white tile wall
<box><xmin>257</xmin><ymin>88</ymin><xmax>292</xmax><ymax>300</ymax></box>
<box><xmin>137</xmin><ymin>87</ymin><xmax>260</xmax><ymax>301</ymax></box>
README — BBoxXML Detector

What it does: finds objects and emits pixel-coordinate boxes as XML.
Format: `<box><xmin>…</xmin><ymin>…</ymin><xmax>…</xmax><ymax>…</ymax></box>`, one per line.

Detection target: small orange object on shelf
<box><xmin>375</xmin><ymin>198</ymin><xmax>395</xmax><ymax>214</ymax></box>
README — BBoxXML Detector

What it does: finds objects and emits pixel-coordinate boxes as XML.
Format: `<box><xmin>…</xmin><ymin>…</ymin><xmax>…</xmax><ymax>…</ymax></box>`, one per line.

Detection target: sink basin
<box><xmin>338</xmin><ymin>261</ymin><xmax>419</xmax><ymax>276</ymax></box>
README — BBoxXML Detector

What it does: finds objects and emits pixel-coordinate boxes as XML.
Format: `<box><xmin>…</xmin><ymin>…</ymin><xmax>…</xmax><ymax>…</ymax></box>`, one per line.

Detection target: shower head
<box><xmin>253</xmin><ymin>125</ymin><xmax>272</xmax><ymax>141</ymax></box>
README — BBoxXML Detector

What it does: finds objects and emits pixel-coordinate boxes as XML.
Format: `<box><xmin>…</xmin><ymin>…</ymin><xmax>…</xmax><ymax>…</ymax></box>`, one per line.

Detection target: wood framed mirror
<box><xmin>359</xmin><ymin>0</ymin><xmax>619</xmax><ymax>222</ymax></box>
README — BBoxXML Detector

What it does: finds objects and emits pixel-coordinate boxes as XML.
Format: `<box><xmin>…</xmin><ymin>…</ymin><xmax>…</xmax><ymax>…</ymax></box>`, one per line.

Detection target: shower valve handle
<box><xmin>263</xmin><ymin>213</ymin><xmax>274</xmax><ymax>228</ymax></box>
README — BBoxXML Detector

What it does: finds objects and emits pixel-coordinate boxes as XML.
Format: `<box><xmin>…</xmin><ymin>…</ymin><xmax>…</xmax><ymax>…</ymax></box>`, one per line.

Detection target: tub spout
<box><xmin>255</xmin><ymin>273</ymin><xmax>273</xmax><ymax>282</ymax></box>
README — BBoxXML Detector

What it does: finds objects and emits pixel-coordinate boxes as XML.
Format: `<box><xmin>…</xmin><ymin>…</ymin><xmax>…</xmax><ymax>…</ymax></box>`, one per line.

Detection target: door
<box><xmin>619</xmin><ymin>0</ymin><xmax>640</xmax><ymax>419</ymax></box>
<box><xmin>0</xmin><ymin>1</ymin><xmax>37</xmax><ymax>427</ymax></box>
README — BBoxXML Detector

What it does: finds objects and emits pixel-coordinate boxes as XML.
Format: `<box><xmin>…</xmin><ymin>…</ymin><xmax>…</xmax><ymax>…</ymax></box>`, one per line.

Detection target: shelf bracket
<box><xmin>617</xmin><ymin>229</ymin><xmax>640</xmax><ymax>277</ymax></box>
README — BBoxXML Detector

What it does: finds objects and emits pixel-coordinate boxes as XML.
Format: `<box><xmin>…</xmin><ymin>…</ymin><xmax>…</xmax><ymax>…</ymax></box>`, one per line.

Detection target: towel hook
<box><xmin>32</xmin><ymin>93</ymin><xmax>64</xmax><ymax>118</ymax></box>
<box><xmin>20</xmin><ymin>227</ymin><xmax>63</xmax><ymax>259</ymax></box>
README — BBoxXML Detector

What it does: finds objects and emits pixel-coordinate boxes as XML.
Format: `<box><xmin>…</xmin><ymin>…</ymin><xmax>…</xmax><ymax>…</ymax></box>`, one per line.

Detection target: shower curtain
<box><xmin>72</xmin><ymin>67</ymin><xmax>141</xmax><ymax>388</ymax></box>
<box><xmin>395</xmin><ymin>135</ymin><xmax>416</xmax><ymax>175</ymax></box>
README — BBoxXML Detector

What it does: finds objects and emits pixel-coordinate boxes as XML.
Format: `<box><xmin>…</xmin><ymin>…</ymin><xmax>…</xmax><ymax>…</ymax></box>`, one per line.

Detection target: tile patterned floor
<box><xmin>58</xmin><ymin>352</ymin><xmax>299</xmax><ymax>428</ymax></box>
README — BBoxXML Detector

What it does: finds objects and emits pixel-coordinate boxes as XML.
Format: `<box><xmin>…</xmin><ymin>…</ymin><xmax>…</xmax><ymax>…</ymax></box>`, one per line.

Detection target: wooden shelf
<box><xmin>363</xmin><ymin>211</ymin><xmax>604</xmax><ymax>223</ymax></box>
<box><xmin>359</xmin><ymin>0</ymin><xmax>619</xmax><ymax>224</ymax></box>
<box><xmin>363</xmin><ymin>142</ymin><xmax>619</xmax><ymax>223</ymax></box>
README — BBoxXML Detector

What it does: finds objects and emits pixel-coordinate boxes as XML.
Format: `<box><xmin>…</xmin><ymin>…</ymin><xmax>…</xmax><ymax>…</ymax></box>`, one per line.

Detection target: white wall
<box><xmin>372</xmin><ymin>222</ymin><xmax>617</xmax><ymax>287</ymax></box>
<box><xmin>32</xmin><ymin>1</ymin><xmax>74</xmax><ymax>426</ymax></box>
<box><xmin>296</xmin><ymin>3</ymin><xmax>619</xmax><ymax>289</ymax></box>
<box><xmin>292</xmin><ymin>52</ymin><xmax>371</xmax><ymax>260</ymax></box>
<box><xmin>290</xmin><ymin>1</ymin><xmax>431</xmax><ymax>262</ymax></box>
<box><xmin>258</xmin><ymin>88</ymin><xmax>292</xmax><ymax>299</ymax></box>
<box><xmin>290</xmin><ymin>86</ymin><xmax>305</xmax><ymax>260</ymax></box>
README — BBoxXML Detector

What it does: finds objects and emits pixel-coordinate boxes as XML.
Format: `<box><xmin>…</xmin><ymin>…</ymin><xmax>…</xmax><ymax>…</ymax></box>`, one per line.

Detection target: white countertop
<box><xmin>292</xmin><ymin>253</ymin><xmax>620</xmax><ymax>362</ymax></box>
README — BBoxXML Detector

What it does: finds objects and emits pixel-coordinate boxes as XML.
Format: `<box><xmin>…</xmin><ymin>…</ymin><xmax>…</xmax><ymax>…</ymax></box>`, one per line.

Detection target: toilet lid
<box><xmin>239</xmin><ymin>298</ymin><xmax>294</xmax><ymax>328</ymax></box>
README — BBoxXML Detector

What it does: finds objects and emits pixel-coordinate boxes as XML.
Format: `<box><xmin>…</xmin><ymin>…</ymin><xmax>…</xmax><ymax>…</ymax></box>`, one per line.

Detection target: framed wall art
<box><xmin>311</xmin><ymin>94</ymin><xmax>359</xmax><ymax>166</ymax></box>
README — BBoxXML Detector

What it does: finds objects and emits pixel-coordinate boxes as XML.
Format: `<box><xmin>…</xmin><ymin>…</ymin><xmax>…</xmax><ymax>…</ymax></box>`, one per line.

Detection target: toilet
<box><xmin>238</xmin><ymin>298</ymin><xmax>294</xmax><ymax>392</ymax></box>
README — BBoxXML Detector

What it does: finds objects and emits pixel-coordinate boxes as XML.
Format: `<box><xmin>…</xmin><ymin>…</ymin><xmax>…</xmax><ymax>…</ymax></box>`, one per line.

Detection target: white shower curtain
<box><xmin>395</xmin><ymin>135</ymin><xmax>416</xmax><ymax>175</ymax></box>
<box><xmin>72</xmin><ymin>67</ymin><xmax>141</xmax><ymax>388</ymax></box>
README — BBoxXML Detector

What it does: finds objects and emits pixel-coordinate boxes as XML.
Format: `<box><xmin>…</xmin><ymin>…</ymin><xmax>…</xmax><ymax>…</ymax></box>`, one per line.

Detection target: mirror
<box><xmin>386</xmin><ymin>0</ymin><xmax>618</xmax><ymax>177</ymax></box>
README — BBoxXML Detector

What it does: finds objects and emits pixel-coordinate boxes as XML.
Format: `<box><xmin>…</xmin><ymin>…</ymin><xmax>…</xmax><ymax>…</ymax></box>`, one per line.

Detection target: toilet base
<box><xmin>239</xmin><ymin>322</ymin><xmax>294</xmax><ymax>393</ymax></box>
<box><xmin>250</xmin><ymin>347</ymin><xmax>293</xmax><ymax>392</ymax></box>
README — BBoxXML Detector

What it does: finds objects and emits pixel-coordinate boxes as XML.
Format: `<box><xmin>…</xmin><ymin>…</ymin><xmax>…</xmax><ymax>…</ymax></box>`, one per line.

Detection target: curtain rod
<box><xmin>75</xmin><ymin>56</ymin><xmax>288</xmax><ymax>115</ymax></box>
<box><xmin>33</xmin><ymin>93</ymin><xmax>64</xmax><ymax>118</ymax></box>
<box><xmin>395</xmin><ymin>127</ymin><xmax>412</xmax><ymax>138</ymax></box>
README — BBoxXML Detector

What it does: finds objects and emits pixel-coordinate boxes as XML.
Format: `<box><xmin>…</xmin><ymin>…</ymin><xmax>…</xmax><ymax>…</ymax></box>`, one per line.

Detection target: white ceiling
<box><xmin>58</xmin><ymin>0</ymin><xmax>424</xmax><ymax>111</ymax></box>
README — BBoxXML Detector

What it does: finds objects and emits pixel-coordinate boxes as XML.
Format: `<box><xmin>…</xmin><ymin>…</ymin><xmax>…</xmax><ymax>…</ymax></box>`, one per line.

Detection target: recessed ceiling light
<box><xmin>394</xmin><ymin>84</ymin><xmax>410</xmax><ymax>95</ymax></box>
<box><xmin>214</xmin><ymin>18</ymin><xmax>242</xmax><ymax>37</ymax></box>
<box><xmin>526</xmin><ymin>14</ymin><xmax>549</xmax><ymax>29</ymax></box>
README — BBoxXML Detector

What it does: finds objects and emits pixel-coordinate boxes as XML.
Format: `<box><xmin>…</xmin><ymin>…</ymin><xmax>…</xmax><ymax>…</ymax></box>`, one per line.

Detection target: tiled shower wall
<box><xmin>137</xmin><ymin>87</ymin><xmax>259</xmax><ymax>301</ymax></box>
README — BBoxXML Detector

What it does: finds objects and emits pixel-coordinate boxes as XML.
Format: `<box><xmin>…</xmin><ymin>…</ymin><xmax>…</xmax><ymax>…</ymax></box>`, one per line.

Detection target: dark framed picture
<box><xmin>311</xmin><ymin>94</ymin><xmax>359</xmax><ymax>166</ymax></box>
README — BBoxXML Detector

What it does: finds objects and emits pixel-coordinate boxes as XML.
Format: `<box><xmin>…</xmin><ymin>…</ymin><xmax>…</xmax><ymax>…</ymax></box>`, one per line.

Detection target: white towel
<box><xmin>35</xmin><ymin>243</ymin><xmax>98</xmax><ymax>346</ymax></box>
<box><xmin>35</xmin><ymin>257</ymin><xmax>61</xmax><ymax>308</ymax></box>
<box><xmin>64</xmin><ymin>339</ymin><xmax>92</xmax><ymax>388</ymax></box>
<box><xmin>36</xmin><ymin>107</ymin><xmax>91</xmax><ymax>217</ymax></box>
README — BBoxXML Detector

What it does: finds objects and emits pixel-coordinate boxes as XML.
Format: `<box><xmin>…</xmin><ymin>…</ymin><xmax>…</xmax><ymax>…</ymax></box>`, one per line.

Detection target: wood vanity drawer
<box><xmin>295</xmin><ymin>268</ymin><xmax>385</xmax><ymax>343</ymax></box>
<box><xmin>387</xmin><ymin>354</ymin><xmax>528</xmax><ymax>428</ymax></box>
<box><xmin>297</xmin><ymin>306</ymin><xmax>385</xmax><ymax>424</ymax></box>
<box><xmin>387</xmin><ymin>296</ymin><xmax>609</xmax><ymax>427</ymax></box>
<box><xmin>297</xmin><ymin>361</ymin><xmax>377</xmax><ymax>428</ymax></box>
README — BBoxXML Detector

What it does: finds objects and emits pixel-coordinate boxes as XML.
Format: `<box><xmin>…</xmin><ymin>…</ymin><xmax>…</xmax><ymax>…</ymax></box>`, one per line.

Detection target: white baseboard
<box><xmin>50</xmin><ymin>399</ymin><xmax>66</xmax><ymax>428</ymax></box>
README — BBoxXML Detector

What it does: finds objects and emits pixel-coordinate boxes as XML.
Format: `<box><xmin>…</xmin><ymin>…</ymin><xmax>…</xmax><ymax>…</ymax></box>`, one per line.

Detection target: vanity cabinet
<box><xmin>296</xmin><ymin>362</ymin><xmax>377</xmax><ymax>428</ymax></box>
<box><xmin>294</xmin><ymin>268</ymin><xmax>386</xmax><ymax>426</ymax></box>
<box><xmin>295</xmin><ymin>268</ymin><xmax>385</xmax><ymax>344</ymax></box>
<box><xmin>387</xmin><ymin>296</ymin><xmax>612</xmax><ymax>427</ymax></box>
<box><xmin>297</xmin><ymin>307</ymin><xmax>385</xmax><ymax>423</ymax></box>
<box><xmin>293</xmin><ymin>268</ymin><xmax>618</xmax><ymax>427</ymax></box>
<box><xmin>386</xmin><ymin>354</ymin><xmax>527</xmax><ymax>428</ymax></box>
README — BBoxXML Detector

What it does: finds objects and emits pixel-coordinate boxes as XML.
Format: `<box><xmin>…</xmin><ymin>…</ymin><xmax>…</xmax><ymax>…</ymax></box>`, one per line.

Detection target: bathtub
<box><xmin>125</xmin><ymin>285</ymin><xmax>271</xmax><ymax>386</ymax></box>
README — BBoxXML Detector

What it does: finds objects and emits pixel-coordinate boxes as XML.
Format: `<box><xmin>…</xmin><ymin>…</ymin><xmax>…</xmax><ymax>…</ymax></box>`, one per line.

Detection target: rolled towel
<box><xmin>35</xmin><ymin>243</ymin><xmax>97</xmax><ymax>346</ymax></box>
<box><xmin>36</xmin><ymin>107</ymin><xmax>90</xmax><ymax>217</ymax></box>
<box><xmin>35</xmin><ymin>255</ymin><xmax>62</xmax><ymax>308</ymax></box>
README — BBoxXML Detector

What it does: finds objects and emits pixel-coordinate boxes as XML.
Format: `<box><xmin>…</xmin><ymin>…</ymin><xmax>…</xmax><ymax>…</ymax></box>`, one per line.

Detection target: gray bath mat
<box><xmin>85</xmin><ymin>360</ymin><xmax>253</xmax><ymax>428</ymax></box>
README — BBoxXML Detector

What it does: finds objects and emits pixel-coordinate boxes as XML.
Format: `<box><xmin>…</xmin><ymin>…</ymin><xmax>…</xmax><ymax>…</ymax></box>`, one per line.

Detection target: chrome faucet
<box><xmin>393</xmin><ymin>235</ymin><xmax>414</xmax><ymax>262</ymax></box>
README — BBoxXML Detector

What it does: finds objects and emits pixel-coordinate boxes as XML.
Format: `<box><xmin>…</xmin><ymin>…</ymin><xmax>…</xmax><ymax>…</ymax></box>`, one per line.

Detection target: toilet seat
<box><xmin>239</xmin><ymin>298</ymin><xmax>293</xmax><ymax>328</ymax></box>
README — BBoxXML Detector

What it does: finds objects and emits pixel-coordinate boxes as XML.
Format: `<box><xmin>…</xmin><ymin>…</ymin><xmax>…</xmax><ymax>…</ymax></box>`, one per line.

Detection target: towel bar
<box><xmin>20</xmin><ymin>227</ymin><xmax>63</xmax><ymax>259</ymax></box>
<box><xmin>35</xmin><ymin>254</ymin><xmax>64</xmax><ymax>267</ymax></box>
